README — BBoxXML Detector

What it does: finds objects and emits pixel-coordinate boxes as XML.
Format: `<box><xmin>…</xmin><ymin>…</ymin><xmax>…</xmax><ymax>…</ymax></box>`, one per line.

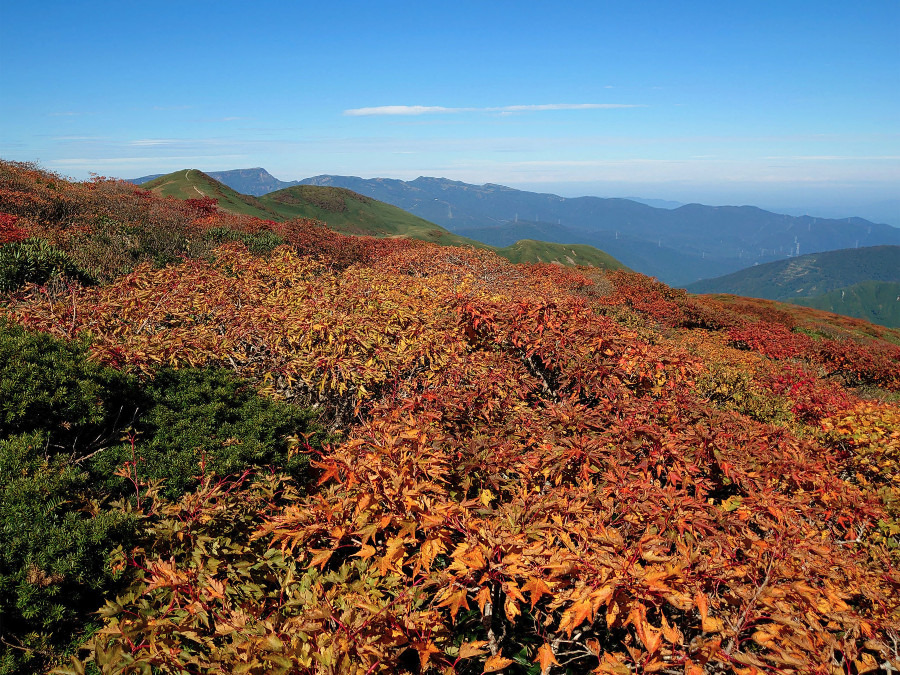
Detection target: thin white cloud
<box><xmin>51</xmin><ymin>136</ymin><xmax>104</xmax><ymax>141</ymax></box>
<box><xmin>48</xmin><ymin>155</ymin><xmax>247</xmax><ymax>167</ymax></box>
<box><xmin>763</xmin><ymin>155</ymin><xmax>900</xmax><ymax>161</ymax></box>
<box><xmin>344</xmin><ymin>103</ymin><xmax>644</xmax><ymax>116</ymax></box>
<box><xmin>128</xmin><ymin>139</ymin><xmax>182</xmax><ymax>147</ymax></box>
<box><xmin>346</xmin><ymin>106</ymin><xmax>456</xmax><ymax>116</ymax></box>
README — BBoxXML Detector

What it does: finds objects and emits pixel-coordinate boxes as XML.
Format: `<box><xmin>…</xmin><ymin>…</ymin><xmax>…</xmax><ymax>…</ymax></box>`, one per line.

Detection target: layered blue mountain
<box><xmin>298</xmin><ymin>176</ymin><xmax>900</xmax><ymax>286</ymax></box>
<box><xmin>130</xmin><ymin>169</ymin><xmax>900</xmax><ymax>286</ymax></box>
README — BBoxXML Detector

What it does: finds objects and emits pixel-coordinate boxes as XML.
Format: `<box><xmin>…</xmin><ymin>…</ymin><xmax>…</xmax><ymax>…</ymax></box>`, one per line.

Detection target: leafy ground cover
<box><xmin>1</xmin><ymin>160</ymin><xmax>899</xmax><ymax>673</ymax></box>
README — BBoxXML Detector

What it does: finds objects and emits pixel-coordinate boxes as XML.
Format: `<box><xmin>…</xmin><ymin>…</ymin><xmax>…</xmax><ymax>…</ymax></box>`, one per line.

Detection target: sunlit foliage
<box><xmin>2</xmin><ymin>160</ymin><xmax>899</xmax><ymax>674</ymax></box>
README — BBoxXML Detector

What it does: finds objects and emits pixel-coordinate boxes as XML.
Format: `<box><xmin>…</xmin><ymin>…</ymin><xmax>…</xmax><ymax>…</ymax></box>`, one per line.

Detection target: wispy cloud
<box><xmin>128</xmin><ymin>139</ymin><xmax>182</xmax><ymax>147</ymax></box>
<box><xmin>344</xmin><ymin>103</ymin><xmax>644</xmax><ymax>116</ymax></box>
<box><xmin>47</xmin><ymin>155</ymin><xmax>247</xmax><ymax>167</ymax></box>
<box><xmin>51</xmin><ymin>135</ymin><xmax>105</xmax><ymax>141</ymax></box>
<box><xmin>763</xmin><ymin>155</ymin><xmax>900</xmax><ymax>161</ymax></box>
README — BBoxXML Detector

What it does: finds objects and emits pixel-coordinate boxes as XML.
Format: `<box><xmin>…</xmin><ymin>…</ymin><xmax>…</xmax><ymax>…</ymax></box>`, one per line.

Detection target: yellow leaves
<box><xmin>479</xmin><ymin>488</ymin><xmax>495</xmax><ymax>507</ymax></box>
<box><xmin>852</xmin><ymin>652</ymin><xmax>881</xmax><ymax>674</ymax></box>
<box><xmin>376</xmin><ymin>536</ymin><xmax>407</xmax><ymax>576</ymax></box>
<box><xmin>458</xmin><ymin>640</ymin><xmax>490</xmax><ymax>659</ymax></box>
<box><xmin>449</xmin><ymin>542</ymin><xmax>487</xmax><ymax>574</ymax></box>
<box><xmin>415</xmin><ymin>537</ymin><xmax>445</xmax><ymax>574</ymax></box>
<box><xmin>353</xmin><ymin>544</ymin><xmax>376</xmax><ymax>560</ymax></box>
<box><xmin>307</xmin><ymin>548</ymin><xmax>333</xmax><ymax>569</ymax></box>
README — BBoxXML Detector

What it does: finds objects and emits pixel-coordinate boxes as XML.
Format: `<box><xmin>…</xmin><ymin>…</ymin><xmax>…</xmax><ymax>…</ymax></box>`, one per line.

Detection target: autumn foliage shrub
<box><xmin>0</xmin><ymin>213</ymin><xmax>26</xmax><ymax>244</ymax></box>
<box><xmin>3</xmin><ymin>161</ymin><xmax>900</xmax><ymax>673</ymax></box>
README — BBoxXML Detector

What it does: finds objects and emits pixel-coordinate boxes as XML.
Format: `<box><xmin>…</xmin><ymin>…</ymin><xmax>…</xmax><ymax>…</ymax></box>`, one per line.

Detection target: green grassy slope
<box><xmin>258</xmin><ymin>185</ymin><xmax>484</xmax><ymax>248</ymax></box>
<box><xmin>143</xmin><ymin>170</ymin><xmax>628</xmax><ymax>268</ymax></box>
<box><xmin>686</xmin><ymin>246</ymin><xmax>900</xmax><ymax>299</ymax></box>
<box><xmin>494</xmin><ymin>239</ymin><xmax>630</xmax><ymax>270</ymax></box>
<box><xmin>142</xmin><ymin>169</ymin><xmax>280</xmax><ymax>219</ymax></box>
<box><xmin>791</xmin><ymin>281</ymin><xmax>900</xmax><ymax>328</ymax></box>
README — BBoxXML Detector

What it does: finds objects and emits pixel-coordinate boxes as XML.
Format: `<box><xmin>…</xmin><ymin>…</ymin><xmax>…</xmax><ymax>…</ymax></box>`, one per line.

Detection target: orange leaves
<box><xmin>435</xmin><ymin>587</ymin><xmax>470</xmax><ymax>621</ymax></box>
<box><xmin>533</xmin><ymin>643</ymin><xmax>559</xmax><ymax>672</ymax></box>
<box><xmin>482</xmin><ymin>653</ymin><xmax>515</xmax><ymax>672</ymax></box>
<box><xmin>559</xmin><ymin>598</ymin><xmax>595</xmax><ymax>636</ymax></box>
<box><xmin>6</xmin><ymin>158</ymin><xmax>900</xmax><ymax>674</ymax></box>
<box><xmin>521</xmin><ymin>577</ymin><xmax>552</xmax><ymax>608</ymax></box>
<box><xmin>693</xmin><ymin>592</ymin><xmax>725</xmax><ymax>634</ymax></box>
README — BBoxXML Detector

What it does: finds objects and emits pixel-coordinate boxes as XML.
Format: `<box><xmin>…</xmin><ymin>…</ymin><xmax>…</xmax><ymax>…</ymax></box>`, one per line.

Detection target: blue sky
<box><xmin>1</xmin><ymin>0</ymin><xmax>898</xmax><ymax>210</ymax></box>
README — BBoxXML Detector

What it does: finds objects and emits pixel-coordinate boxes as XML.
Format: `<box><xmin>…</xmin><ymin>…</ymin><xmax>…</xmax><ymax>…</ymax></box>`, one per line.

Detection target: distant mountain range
<box><xmin>132</xmin><ymin>168</ymin><xmax>301</xmax><ymax>195</ymax></box>
<box><xmin>298</xmin><ymin>175</ymin><xmax>900</xmax><ymax>286</ymax></box>
<box><xmin>138</xmin><ymin>170</ymin><xmax>628</xmax><ymax>271</ymax></box>
<box><xmin>130</xmin><ymin>169</ymin><xmax>900</xmax><ymax>286</ymax></box>
<box><xmin>764</xmin><ymin>200</ymin><xmax>900</xmax><ymax>228</ymax></box>
<box><xmin>686</xmin><ymin>246</ymin><xmax>900</xmax><ymax>327</ymax></box>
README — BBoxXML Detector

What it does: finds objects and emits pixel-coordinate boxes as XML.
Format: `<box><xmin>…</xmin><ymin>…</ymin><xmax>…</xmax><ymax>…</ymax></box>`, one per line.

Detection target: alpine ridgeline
<box><xmin>299</xmin><ymin>175</ymin><xmax>900</xmax><ymax>286</ymax></box>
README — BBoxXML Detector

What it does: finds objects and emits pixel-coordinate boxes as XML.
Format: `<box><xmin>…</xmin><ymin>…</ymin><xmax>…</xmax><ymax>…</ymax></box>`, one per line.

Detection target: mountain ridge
<box><xmin>139</xmin><ymin>169</ymin><xmax>629</xmax><ymax>270</ymax></box>
<box><xmin>297</xmin><ymin>174</ymin><xmax>900</xmax><ymax>286</ymax></box>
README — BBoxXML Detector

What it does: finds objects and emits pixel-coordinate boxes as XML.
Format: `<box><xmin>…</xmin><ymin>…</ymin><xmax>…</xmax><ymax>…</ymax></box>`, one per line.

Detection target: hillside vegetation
<box><xmin>300</xmin><ymin>175</ymin><xmax>900</xmax><ymax>285</ymax></box>
<box><xmin>139</xmin><ymin>170</ymin><xmax>627</xmax><ymax>270</ymax></box>
<box><xmin>793</xmin><ymin>281</ymin><xmax>900</xmax><ymax>328</ymax></box>
<box><xmin>686</xmin><ymin>246</ymin><xmax>900</xmax><ymax>299</ymax></box>
<box><xmin>687</xmin><ymin>246</ymin><xmax>900</xmax><ymax>327</ymax></box>
<box><xmin>1</xmin><ymin>159</ymin><xmax>900</xmax><ymax>674</ymax></box>
<box><xmin>141</xmin><ymin>169</ymin><xmax>280</xmax><ymax>219</ymax></box>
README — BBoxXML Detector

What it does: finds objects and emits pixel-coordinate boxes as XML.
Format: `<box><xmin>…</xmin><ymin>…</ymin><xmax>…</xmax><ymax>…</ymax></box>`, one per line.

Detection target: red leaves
<box><xmin>0</xmin><ymin>212</ymin><xmax>27</xmax><ymax>243</ymax></box>
<box><xmin>727</xmin><ymin>320</ymin><xmax>813</xmax><ymax>360</ymax></box>
<box><xmin>185</xmin><ymin>196</ymin><xmax>218</xmax><ymax>216</ymax></box>
<box><xmin>4</xmin><ymin>157</ymin><xmax>900</xmax><ymax>673</ymax></box>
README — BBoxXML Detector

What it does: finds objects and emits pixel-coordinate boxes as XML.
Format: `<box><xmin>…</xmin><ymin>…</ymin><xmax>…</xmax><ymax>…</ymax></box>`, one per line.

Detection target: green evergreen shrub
<box><xmin>0</xmin><ymin>322</ymin><xmax>136</xmax><ymax>446</ymax></box>
<box><xmin>0</xmin><ymin>323</ymin><xmax>321</xmax><ymax>672</ymax></box>
<box><xmin>0</xmin><ymin>239</ymin><xmax>94</xmax><ymax>293</ymax></box>
<box><xmin>89</xmin><ymin>367</ymin><xmax>319</xmax><ymax>499</ymax></box>
<box><xmin>202</xmin><ymin>226</ymin><xmax>285</xmax><ymax>255</ymax></box>
<box><xmin>0</xmin><ymin>432</ymin><xmax>138</xmax><ymax>675</ymax></box>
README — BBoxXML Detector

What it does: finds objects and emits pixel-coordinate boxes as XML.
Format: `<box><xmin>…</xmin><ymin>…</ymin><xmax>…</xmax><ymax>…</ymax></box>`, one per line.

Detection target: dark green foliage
<box><xmin>0</xmin><ymin>324</ymin><xmax>321</xmax><ymax>673</ymax></box>
<box><xmin>202</xmin><ymin>226</ymin><xmax>285</xmax><ymax>255</ymax></box>
<box><xmin>0</xmin><ymin>239</ymin><xmax>94</xmax><ymax>292</ymax></box>
<box><xmin>687</xmin><ymin>246</ymin><xmax>900</xmax><ymax>309</ymax></box>
<box><xmin>90</xmin><ymin>367</ymin><xmax>318</xmax><ymax>499</ymax></box>
<box><xmin>0</xmin><ymin>432</ymin><xmax>138</xmax><ymax>675</ymax></box>
<box><xmin>0</xmin><ymin>322</ymin><xmax>135</xmax><ymax>446</ymax></box>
